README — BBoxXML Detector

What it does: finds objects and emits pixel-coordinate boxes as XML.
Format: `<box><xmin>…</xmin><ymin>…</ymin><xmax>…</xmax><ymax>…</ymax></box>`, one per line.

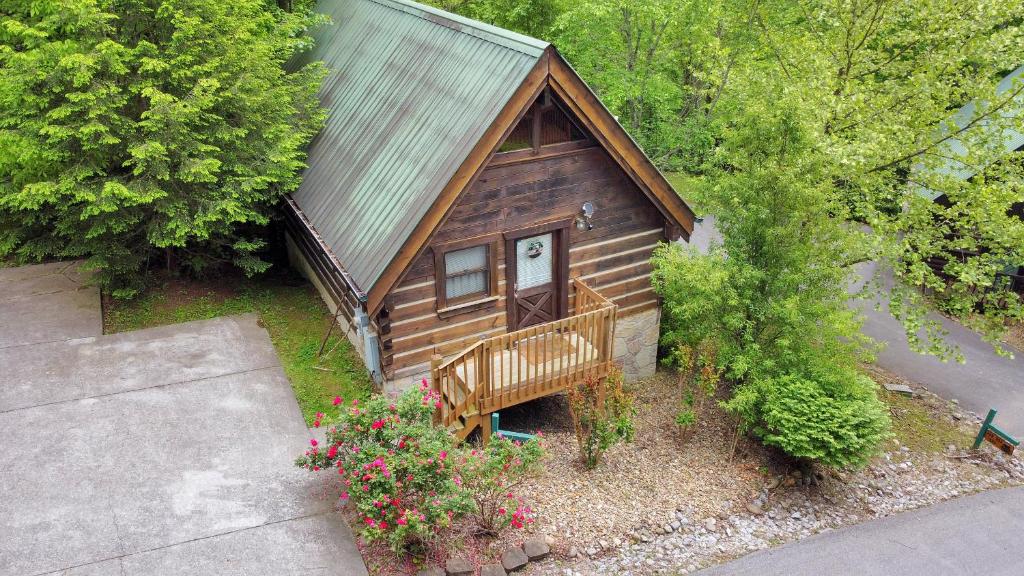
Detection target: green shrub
<box><xmin>675</xmin><ymin>408</ymin><xmax>696</xmax><ymax>428</ymax></box>
<box><xmin>665</xmin><ymin>341</ymin><xmax>722</xmax><ymax>440</ymax></box>
<box><xmin>652</xmin><ymin>102</ymin><xmax>889</xmax><ymax>468</ymax></box>
<box><xmin>567</xmin><ymin>368</ymin><xmax>635</xmax><ymax>469</ymax></box>
<box><xmin>727</xmin><ymin>369</ymin><xmax>891</xmax><ymax>468</ymax></box>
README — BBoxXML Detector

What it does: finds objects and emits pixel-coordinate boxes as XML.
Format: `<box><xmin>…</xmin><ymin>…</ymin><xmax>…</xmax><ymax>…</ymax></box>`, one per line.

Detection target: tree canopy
<box><xmin>0</xmin><ymin>0</ymin><xmax>326</xmax><ymax>296</ymax></box>
<box><xmin>441</xmin><ymin>0</ymin><xmax>1024</xmax><ymax>351</ymax></box>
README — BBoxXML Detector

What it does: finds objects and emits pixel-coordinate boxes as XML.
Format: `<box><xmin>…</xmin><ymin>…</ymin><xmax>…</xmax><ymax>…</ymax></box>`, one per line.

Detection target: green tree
<box><xmin>653</xmin><ymin>95</ymin><xmax>890</xmax><ymax>468</ymax></box>
<box><xmin>552</xmin><ymin>0</ymin><xmax>755</xmax><ymax>170</ymax></box>
<box><xmin>0</xmin><ymin>0</ymin><xmax>326</xmax><ymax>296</ymax></box>
<box><xmin>743</xmin><ymin>0</ymin><xmax>1024</xmax><ymax>354</ymax></box>
<box><xmin>429</xmin><ymin>0</ymin><xmax>561</xmax><ymax>38</ymax></box>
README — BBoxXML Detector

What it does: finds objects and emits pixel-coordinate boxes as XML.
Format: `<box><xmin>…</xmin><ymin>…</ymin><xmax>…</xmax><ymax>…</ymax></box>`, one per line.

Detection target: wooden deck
<box><xmin>431</xmin><ymin>278</ymin><xmax>616</xmax><ymax>440</ymax></box>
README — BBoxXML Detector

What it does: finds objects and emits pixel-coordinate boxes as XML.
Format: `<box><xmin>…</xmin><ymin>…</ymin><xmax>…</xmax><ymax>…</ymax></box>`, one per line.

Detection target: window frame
<box><xmin>432</xmin><ymin>235</ymin><xmax>500</xmax><ymax>317</ymax></box>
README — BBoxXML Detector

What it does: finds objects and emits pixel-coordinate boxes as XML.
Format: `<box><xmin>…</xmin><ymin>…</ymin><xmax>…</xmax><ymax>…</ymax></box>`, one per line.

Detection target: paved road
<box><xmin>0</xmin><ymin>262</ymin><xmax>366</xmax><ymax>576</ymax></box>
<box><xmin>852</xmin><ymin>260</ymin><xmax>1024</xmax><ymax>437</ymax></box>
<box><xmin>697</xmin><ymin>486</ymin><xmax>1024</xmax><ymax>576</ymax></box>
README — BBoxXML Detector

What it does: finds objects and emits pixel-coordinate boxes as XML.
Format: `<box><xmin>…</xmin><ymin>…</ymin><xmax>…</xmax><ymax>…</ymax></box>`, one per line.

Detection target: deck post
<box><xmin>481</xmin><ymin>411</ymin><xmax>493</xmax><ymax>446</ymax></box>
<box><xmin>430</xmin><ymin>353</ymin><xmax>443</xmax><ymax>425</ymax></box>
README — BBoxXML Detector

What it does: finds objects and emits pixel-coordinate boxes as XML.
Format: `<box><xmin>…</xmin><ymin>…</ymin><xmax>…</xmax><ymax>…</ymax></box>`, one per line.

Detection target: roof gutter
<box><xmin>283</xmin><ymin>195</ymin><xmax>368</xmax><ymax>304</ymax></box>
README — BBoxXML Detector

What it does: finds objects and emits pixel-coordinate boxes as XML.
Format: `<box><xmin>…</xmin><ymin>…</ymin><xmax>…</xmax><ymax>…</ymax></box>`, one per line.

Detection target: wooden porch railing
<box><xmin>431</xmin><ymin>278</ymin><xmax>617</xmax><ymax>437</ymax></box>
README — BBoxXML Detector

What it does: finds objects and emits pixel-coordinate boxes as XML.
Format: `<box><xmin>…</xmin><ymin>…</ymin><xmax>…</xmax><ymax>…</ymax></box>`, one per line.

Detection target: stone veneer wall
<box><xmin>612</xmin><ymin>306</ymin><xmax>660</xmax><ymax>381</ymax></box>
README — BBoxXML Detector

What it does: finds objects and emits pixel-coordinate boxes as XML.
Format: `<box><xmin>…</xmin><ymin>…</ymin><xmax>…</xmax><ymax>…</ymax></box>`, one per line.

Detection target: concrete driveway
<box><xmin>0</xmin><ymin>263</ymin><xmax>365</xmax><ymax>576</ymax></box>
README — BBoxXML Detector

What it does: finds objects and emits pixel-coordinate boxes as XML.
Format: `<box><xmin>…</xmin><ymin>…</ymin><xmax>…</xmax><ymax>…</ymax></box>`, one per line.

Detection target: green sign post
<box><xmin>973</xmin><ymin>408</ymin><xmax>1019</xmax><ymax>455</ymax></box>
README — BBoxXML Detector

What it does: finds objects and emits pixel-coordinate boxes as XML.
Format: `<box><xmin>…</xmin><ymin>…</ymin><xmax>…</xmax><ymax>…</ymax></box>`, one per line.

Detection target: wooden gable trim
<box><xmin>546</xmin><ymin>50</ymin><xmax>697</xmax><ymax>239</ymax></box>
<box><xmin>366</xmin><ymin>46</ymin><xmax>698</xmax><ymax>316</ymax></box>
<box><xmin>365</xmin><ymin>50</ymin><xmax>552</xmax><ymax>315</ymax></box>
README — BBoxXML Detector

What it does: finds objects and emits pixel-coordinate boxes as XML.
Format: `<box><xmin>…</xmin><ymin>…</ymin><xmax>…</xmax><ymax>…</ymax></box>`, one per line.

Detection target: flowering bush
<box><xmin>296</xmin><ymin>380</ymin><xmax>548</xmax><ymax>551</ymax></box>
<box><xmin>457</xmin><ymin>434</ymin><xmax>544</xmax><ymax>535</ymax></box>
<box><xmin>567</xmin><ymin>368</ymin><xmax>635</xmax><ymax>469</ymax></box>
<box><xmin>295</xmin><ymin>381</ymin><xmax>472</xmax><ymax>551</ymax></box>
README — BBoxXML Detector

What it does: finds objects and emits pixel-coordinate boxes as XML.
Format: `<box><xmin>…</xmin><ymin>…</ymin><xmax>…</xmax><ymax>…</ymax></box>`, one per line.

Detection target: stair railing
<box><xmin>431</xmin><ymin>278</ymin><xmax>616</xmax><ymax>429</ymax></box>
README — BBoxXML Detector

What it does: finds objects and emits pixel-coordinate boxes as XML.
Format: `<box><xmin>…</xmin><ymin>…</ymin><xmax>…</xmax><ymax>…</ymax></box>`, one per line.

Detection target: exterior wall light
<box><xmin>575</xmin><ymin>201</ymin><xmax>595</xmax><ymax>231</ymax></box>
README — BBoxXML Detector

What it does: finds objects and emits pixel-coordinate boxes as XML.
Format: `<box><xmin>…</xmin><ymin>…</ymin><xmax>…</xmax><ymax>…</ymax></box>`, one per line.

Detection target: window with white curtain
<box><xmin>443</xmin><ymin>245</ymin><xmax>490</xmax><ymax>302</ymax></box>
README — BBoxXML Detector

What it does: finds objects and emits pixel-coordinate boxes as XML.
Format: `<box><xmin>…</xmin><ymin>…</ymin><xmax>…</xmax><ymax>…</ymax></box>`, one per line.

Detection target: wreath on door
<box><xmin>526</xmin><ymin>240</ymin><xmax>544</xmax><ymax>258</ymax></box>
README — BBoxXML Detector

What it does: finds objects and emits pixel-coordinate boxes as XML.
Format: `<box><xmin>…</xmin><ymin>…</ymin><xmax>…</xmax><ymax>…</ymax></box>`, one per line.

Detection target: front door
<box><xmin>506</xmin><ymin>223</ymin><xmax>569</xmax><ymax>330</ymax></box>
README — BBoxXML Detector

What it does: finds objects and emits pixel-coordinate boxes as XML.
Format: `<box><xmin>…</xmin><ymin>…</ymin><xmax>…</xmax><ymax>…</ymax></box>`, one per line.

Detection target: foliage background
<box><xmin>0</xmin><ymin>0</ymin><xmax>326</xmax><ymax>296</ymax></box>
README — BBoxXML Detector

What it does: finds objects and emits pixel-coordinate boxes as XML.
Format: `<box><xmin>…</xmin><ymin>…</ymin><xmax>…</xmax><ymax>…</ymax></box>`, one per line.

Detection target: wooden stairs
<box><xmin>440</xmin><ymin>375</ymin><xmax>481</xmax><ymax>441</ymax></box>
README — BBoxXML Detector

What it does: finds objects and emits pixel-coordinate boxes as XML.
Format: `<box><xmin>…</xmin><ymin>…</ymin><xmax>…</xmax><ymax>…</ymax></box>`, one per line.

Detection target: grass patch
<box><xmin>665</xmin><ymin>172</ymin><xmax>712</xmax><ymax>215</ymax></box>
<box><xmin>882</xmin><ymin>389</ymin><xmax>974</xmax><ymax>453</ymax></box>
<box><xmin>104</xmin><ymin>271</ymin><xmax>374</xmax><ymax>423</ymax></box>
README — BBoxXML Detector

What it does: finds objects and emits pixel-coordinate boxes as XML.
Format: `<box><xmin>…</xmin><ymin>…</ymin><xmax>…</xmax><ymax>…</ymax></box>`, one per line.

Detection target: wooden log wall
<box><xmin>384</xmin><ymin>146</ymin><xmax>668</xmax><ymax>380</ymax></box>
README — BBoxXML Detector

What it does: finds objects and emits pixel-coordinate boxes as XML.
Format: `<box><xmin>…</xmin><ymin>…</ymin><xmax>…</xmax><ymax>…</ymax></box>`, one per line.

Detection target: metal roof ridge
<box><xmin>362</xmin><ymin>0</ymin><xmax>549</xmax><ymax>57</ymax></box>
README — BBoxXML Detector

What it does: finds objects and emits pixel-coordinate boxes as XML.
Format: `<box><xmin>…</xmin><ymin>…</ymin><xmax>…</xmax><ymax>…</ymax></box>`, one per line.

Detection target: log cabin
<box><xmin>283</xmin><ymin>0</ymin><xmax>697</xmax><ymax>438</ymax></box>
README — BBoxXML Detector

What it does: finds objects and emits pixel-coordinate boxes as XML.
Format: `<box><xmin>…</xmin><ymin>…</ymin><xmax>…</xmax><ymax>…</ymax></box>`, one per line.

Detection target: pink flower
<box><xmin>333</xmin><ymin>396</ymin><xmax>342</xmax><ymax>405</ymax></box>
<box><xmin>352</xmin><ymin>399</ymin><xmax>359</xmax><ymax>406</ymax></box>
<box><xmin>379</xmin><ymin>521</ymin><xmax>388</xmax><ymax>530</ymax></box>
<box><xmin>434</xmin><ymin>401</ymin><xmax>442</xmax><ymax>409</ymax></box>
<box><xmin>397</xmin><ymin>517</ymin><xmax>407</xmax><ymax>526</ymax></box>
<box><xmin>439</xmin><ymin>450</ymin><xmax>447</xmax><ymax>460</ymax></box>
<box><xmin>327</xmin><ymin>446</ymin><xmax>338</xmax><ymax>459</ymax></box>
<box><xmin>310</xmin><ymin>439</ymin><xmax>318</xmax><ymax>447</ymax></box>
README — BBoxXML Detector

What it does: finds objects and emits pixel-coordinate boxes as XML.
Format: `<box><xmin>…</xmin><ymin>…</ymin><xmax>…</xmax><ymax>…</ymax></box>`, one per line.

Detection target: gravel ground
<box><xmin>497</xmin><ymin>372</ymin><xmax>771</xmax><ymax>560</ymax></box>
<box><xmin>510</xmin><ymin>369</ymin><xmax>1024</xmax><ymax>576</ymax></box>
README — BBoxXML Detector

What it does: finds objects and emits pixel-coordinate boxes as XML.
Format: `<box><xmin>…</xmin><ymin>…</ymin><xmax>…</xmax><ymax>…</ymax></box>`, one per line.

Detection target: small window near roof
<box><xmin>540</xmin><ymin>104</ymin><xmax>586</xmax><ymax>145</ymax></box>
<box><xmin>433</xmin><ymin>240</ymin><xmax>498</xmax><ymax>313</ymax></box>
<box><xmin>498</xmin><ymin>110</ymin><xmax>534</xmax><ymax>152</ymax></box>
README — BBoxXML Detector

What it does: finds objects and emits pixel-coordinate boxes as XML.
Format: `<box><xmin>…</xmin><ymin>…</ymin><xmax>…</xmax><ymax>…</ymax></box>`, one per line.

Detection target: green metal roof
<box><xmin>290</xmin><ymin>0</ymin><xmax>548</xmax><ymax>293</ymax></box>
<box><xmin>914</xmin><ymin>64</ymin><xmax>1024</xmax><ymax>201</ymax></box>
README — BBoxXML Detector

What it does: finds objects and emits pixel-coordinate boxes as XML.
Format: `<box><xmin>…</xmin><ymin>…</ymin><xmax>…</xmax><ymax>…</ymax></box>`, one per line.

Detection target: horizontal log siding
<box><xmin>386</xmin><ymin>147</ymin><xmax>666</xmax><ymax>377</ymax></box>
